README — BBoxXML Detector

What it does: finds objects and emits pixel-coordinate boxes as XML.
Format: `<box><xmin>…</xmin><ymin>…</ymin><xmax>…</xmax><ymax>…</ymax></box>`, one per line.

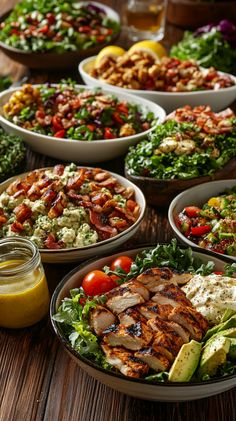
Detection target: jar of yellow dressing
<box><xmin>0</xmin><ymin>237</ymin><xmax>49</xmax><ymax>328</ymax></box>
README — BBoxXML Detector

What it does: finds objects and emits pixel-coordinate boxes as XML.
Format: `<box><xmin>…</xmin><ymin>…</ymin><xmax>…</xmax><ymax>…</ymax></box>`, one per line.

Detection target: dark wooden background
<box><xmin>0</xmin><ymin>1</ymin><xmax>235</xmax><ymax>420</ymax></box>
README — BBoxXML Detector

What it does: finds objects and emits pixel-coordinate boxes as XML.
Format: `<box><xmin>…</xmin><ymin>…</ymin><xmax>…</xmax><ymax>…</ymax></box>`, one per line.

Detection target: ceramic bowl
<box><xmin>125</xmin><ymin>159</ymin><xmax>236</xmax><ymax>207</ymax></box>
<box><xmin>79</xmin><ymin>57</ymin><xmax>236</xmax><ymax>113</ymax></box>
<box><xmin>0</xmin><ymin>85</ymin><xmax>165</xmax><ymax>163</ymax></box>
<box><xmin>0</xmin><ymin>2</ymin><xmax>120</xmax><ymax>70</ymax></box>
<box><xmin>50</xmin><ymin>245</ymin><xmax>236</xmax><ymax>401</ymax></box>
<box><xmin>168</xmin><ymin>179</ymin><xmax>236</xmax><ymax>261</ymax></box>
<box><xmin>0</xmin><ymin>168</ymin><xmax>146</xmax><ymax>263</ymax></box>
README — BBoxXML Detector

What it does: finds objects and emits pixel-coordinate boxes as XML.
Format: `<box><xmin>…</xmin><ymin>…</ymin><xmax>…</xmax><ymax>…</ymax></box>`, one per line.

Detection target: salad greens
<box><xmin>0</xmin><ymin>127</ymin><xmax>25</xmax><ymax>181</ymax></box>
<box><xmin>0</xmin><ymin>76</ymin><xmax>12</xmax><ymax>92</ymax></box>
<box><xmin>53</xmin><ymin>239</ymin><xmax>236</xmax><ymax>378</ymax></box>
<box><xmin>125</xmin><ymin>119</ymin><xmax>236</xmax><ymax>180</ymax></box>
<box><xmin>0</xmin><ymin>0</ymin><xmax>120</xmax><ymax>53</ymax></box>
<box><xmin>171</xmin><ymin>20</ymin><xmax>236</xmax><ymax>75</ymax></box>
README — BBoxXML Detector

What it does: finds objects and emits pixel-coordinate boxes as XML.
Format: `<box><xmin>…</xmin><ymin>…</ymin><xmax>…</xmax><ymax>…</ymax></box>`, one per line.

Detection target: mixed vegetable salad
<box><xmin>3</xmin><ymin>81</ymin><xmax>155</xmax><ymax>140</ymax></box>
<box><xmin>177</xmin><ymin>187</ymin><xmax>236</xmax><ymax>257</ymax></box>
<box><xmin>125</xmin><ymin>106</ymin><xmax>236</xmax><ymax>180</ymax></box>
<box><xmin>0</xmin><ymin>164</ymin><xmax>140</xmax><ymax>249</ymax></box>
<box><xmin>0</xmin><ymin>0</ymin><xmax>119</xmax><ymax>53</ymax></box>
<box><xmin>0</xmin><ymin>127</ymin><xmax>25</xmax><ymax>181</ymax></box>
<box><xmin>0</xmin><ymin>76</ymin><xmax>12</xmax><ymax>92</ymax></box>
<box><xmin>53</xmin><ymin>240</ymin><xmax>236</xmax><ymax>383</ymax></box>
<box><xmin>171</xmin><ymin>20</ymin><xmax>236</xmax><ymax>75</ymax></box>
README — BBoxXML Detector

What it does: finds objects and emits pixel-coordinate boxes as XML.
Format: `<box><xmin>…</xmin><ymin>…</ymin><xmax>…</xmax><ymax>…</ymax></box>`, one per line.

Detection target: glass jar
<box><xmin>0</xmin><ymin>237</ymin><xmax>49</xmax><ymax>328</ymax></box>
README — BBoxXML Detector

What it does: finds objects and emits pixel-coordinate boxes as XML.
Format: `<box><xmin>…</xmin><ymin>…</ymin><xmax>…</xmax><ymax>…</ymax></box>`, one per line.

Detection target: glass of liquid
<box><xmin>124</xmin><ymin>0</ymin><xmax>167</xmax><ymax>42</ymax></box>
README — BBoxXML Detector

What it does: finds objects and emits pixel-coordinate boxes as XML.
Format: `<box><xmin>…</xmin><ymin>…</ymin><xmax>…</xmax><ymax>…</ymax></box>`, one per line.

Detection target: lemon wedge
<box><xmin>95</xmin><ymin>46</ymin><xmax>126</xmax><ymax>67</ymax></box>
<box><xmin>128</xmin><ymin>40</ymin><xmax>167</xmax><ymax>60</ymax></box>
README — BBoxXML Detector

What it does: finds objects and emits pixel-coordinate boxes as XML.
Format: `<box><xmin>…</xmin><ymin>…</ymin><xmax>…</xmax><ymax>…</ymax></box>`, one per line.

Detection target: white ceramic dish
<box><xmin>0</xmin><ymin>85</ymin><xmax>165</xmax><ymax>163</ymax></box>
<box><xmin>50</xmin><ymin>245</ymin><xmax>236</xmax><ymax>401</ymax></box>
<box><xmin>168</xmin><ymin>179</ymin><xmax>236</xmax><ymax>261</ymax></box>
<box><xmin>79</xmin><ymin>57</ymin><xmax>236</xmax><ymax>113</ymax></box>
<box><xmin>0</xmin><ymin>168</ymin><xmax>146</xmax><ymax>263</ymax></box>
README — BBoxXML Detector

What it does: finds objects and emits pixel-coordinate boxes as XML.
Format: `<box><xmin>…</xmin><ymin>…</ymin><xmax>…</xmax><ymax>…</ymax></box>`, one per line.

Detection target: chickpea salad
<box><xmin>0</xmin><ymin>0</ymin><xmax>120</xmax><ymax>53</ymax></box>
<box><xmin>3</xmin><ymin>81</ymin><xmax>155</xmax><ymax>141</ymax></box>
<box><xmin>125</xmin><ymin>106</ymin><xmax>236</xmax><ymax>180</ymax></box>
<box><xmin>177</xmin><ymin>187</ymin><xmax>236</xmax><ymax>257</ymax></box>
<box><xmin>53</xmin><ymin>240</ymin><xmax>236</xmax><ymax>383</ymax></box>
<box><xmin>91</xmin><ymin>53</ymin><xmax>235</xmax><ymax>92</ymax></box>
<box><xmin>0</xmin><ymin>164</ymin><xmax>140</xmax><ymax>249</ymax></box>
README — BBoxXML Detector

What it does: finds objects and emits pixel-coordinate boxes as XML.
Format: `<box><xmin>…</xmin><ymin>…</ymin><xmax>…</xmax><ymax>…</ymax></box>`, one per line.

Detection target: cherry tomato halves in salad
<box><xmin>110</xmin><ymin>256</ymin><xmax>134</xmax><ymax>274</ymax></box>
<box><xmin>82</xmin><ymin>270</ymin><xmax>117</xmax><ymax>296</ymax></box>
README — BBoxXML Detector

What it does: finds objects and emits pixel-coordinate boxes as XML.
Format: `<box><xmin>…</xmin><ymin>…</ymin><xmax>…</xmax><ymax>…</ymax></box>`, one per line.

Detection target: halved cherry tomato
<box><xmin>82</xmin><ymin>270</ymin><xmax>117</xmax><ymax>296</ymax></box>
<box><xmin>104</xmin><ymin>127</ymin><xmax>115</xmax><ymax>139</ymax></box>
<box><xmin>184</xmin><ymin>206</ymin><xmax>201</xmax><ymax>218</ymax></box>
<box><xmin>110</xmin><ymin>256</ymin><xmax>134</xmax><ymax>274</ymax></box>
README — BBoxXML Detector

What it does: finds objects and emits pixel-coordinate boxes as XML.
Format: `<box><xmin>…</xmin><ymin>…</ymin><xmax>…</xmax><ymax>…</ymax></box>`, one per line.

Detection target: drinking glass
<box><xmin>124</xmin><ymin>0</ymin><xmax>167</xmax><ymax>42</ymax></box>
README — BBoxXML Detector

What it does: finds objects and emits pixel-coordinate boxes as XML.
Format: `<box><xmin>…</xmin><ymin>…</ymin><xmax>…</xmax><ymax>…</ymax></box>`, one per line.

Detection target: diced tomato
<box><xmin>54</xmin><ymin>130</ymin><xmax>66</xmax><ymax>138</ymax></box>
<box><xmin>96</xmin><ymin>35</ymin><xmax>106</xmax><ymax>42</ymax></box>
<box><xmin>78</xmin><ymin>26</ymin><xmax>91</xmax><ymax>33</ymax></box>
<box><xmin>117</xmin><ymin>103</ymin><xmax>129</xmax><ymax>115</ymax></box>
<box><xmin>52</xmin><ymin>115</ymin><xmax>63</xmax><ymax>131</ymax></box>
<box><xmin>104</xmin><ymin>127</ymin><xmax>115</xmax><ymax>139</ymax></box>
<box><xmin>190</xmin><ymin>225</ymin><xmax>211</xmax><ymax>236</ymax></box>
<box><xmin>87</xmin><ymin>124</ymin><xmax>95</xmax><ymax>132</ymax></box>
<box><xmin>213</xmin><ymin>271</ymin><xmax>224</xmax><ymax>275</ymax></box>
<box><xmin>112</xmin><ymin>112</ymin><xmax>124</xmax><ymax>124</ymax></box>
<box><xmin>10</xmin><ymin>29</ymin><xmax>20</xmax><ymax>35</ymax></box>
<box><xmin>38</xmin><ymin>25</ymin><xmax>49</xmax><ymax>34</ymax></box>
<box><xmin>184</xmin><ymin>206</ymin><xmax>201</xmax><ymax>218</ymax></box>
<box><xmin>46</xmin><ymin>13</ymin><xmax>56</xmax><ymax>25</ymax></box>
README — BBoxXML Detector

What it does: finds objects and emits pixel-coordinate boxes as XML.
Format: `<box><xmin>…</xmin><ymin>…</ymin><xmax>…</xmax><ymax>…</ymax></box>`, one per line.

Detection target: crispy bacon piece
<box><xmin>27</xmin><ymin>184</ymin><xmax>42</xmax><ymax>200</ymax></box>
<box><xmin>37</xmin><ymin>176</ymin><xmax>53</xmax><ymax>190</ymax></box>
<box><xmin>115</xmin><ymin>206</ymin><xmax>137</xmax><ymax>223</ymax></box>
<box><xmin>93</xmin><ymin>171</ymin><xmax>110</xmax><ymax>182</ymax></box>
<box><xmin>41</xmin><ymin>189</ymin><xmax>57</xmax><ymax>206</ymax></box>
<box><xmin>44</xmin><ymin>233</ymin><xmax>64</xmax><ymax>249</ymax></box>
<box><xmin>11</xmin><ymin>221</ymin><xmax>24</xmax><ymax>233</ymax></box>
<box><xmin>89</xmin><ymin>210</ymin><xmax>117</xmax><ymax>237</ymax></box>
<box><xmin>96</xmin><ymin>177</ymin><xmax>117</xmax><ymax>188</ymax></box>
<box><xmin>12</xmin><ymin>189</ymin><xmax>26</xmax><ymax>200</ymax></box>
<box><xmin>66</xmin><ymin>169</ymin><xmax>85</xmax><ymax>191</ymax></box>
<box><xmin>14</xmin><ymin>203</ymin><xmax>32</xmax><ymax>223</ymax></box>
<box><xmin>0</xmin><ymin>215</ymin><xmax>7</xmax><ymax>227</ymax></box>
<box><xmin>48</xmin><ymin>191</ymin><xmax>67</xmax><ymax>218</ymax></box>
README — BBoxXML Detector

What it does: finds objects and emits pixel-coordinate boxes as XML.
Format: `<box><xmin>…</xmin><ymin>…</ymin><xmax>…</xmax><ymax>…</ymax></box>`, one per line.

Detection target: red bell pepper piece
<box><xmin>184</xmin><ymin>206</ymin><xmax>201</xmax><ymax>218</ymax></box>
<box><xmin>52</xmin><ymin>115</ymin><xmax>63</xmax><ymax>131</ymax></box>
<box><xmin>190</xmin><ymin>225</ymin><xmax>211</xmax><ymax>236</ymax></box>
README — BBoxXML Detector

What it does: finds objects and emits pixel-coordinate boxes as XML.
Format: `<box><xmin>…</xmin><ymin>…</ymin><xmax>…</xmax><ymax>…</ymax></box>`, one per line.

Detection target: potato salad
<box><xmin>0</xmin><ymin>164</ymin><xmax>140</xmax><ymax>249</ymax></box>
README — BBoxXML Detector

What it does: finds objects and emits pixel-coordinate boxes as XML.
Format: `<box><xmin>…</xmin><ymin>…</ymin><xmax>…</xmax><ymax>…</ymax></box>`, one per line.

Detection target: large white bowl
<box><xmin>79</xmin><ymin>57</ymin><xmax>236</xmax><ymax>113</ymax></box>
<box><xmin>0</xmin><ymin>168</ymin><xmax>146</xmax><ymax>263</ymax></box>
<box><xmin>0</xmin><ymin>85</ymin><xmax>165</xmax><ymax>163</ymax></box>
<box><xmin>168</xmin><ymin>179</ymin><xmax>236</xmax><ymax>261</ymax></box>
<box><xmin>50</xmin><ymin>245</ymin><xmax>236</xmax><ymax>401</ymax></box>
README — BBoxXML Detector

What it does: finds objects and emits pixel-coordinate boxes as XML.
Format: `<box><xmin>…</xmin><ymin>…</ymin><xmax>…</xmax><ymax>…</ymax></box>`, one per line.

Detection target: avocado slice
<box><xmin>204</xmin><ymin>315</ymin><xmax>236</xmax><ymax>342</ymax></box>
<box><xmin>229</xmin><ymin>338</ymin><xmax>236</xmax><ymax>359</ymax></box>
<box><xmin>198</xmin><ymin>336</ymin><xmax>231</xmax><ymax>379</ymax></box>
<box><xmin>168</xmin><ymin>340</ymin><xmax>202</xmax><ymax>382</ymax></box>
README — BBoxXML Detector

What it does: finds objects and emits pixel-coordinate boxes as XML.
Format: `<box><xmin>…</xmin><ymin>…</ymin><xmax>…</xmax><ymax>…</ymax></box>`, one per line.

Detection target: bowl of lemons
<box><xmin>79</xmin><ymin>40</ymin><xmax>236</xmax><ymax>112</ymax></box>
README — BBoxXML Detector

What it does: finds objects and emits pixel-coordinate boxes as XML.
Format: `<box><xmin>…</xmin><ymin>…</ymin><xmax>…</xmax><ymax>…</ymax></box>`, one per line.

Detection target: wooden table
<box><xmin>0</xmin><ymin>1</ymin><xmax>235</xmax><ymax>420</ymax></box>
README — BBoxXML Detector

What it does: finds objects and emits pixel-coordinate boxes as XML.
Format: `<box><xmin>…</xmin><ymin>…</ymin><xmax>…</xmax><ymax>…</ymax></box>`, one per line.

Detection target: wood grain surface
<box><xmin>0</xmin><ymin>1</ymin><xmax>235</xmax><ymax>420</ymax></box>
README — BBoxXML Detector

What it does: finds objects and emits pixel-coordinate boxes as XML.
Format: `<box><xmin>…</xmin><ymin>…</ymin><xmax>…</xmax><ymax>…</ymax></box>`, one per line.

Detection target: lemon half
<box><xmin>128</xmin><ymin>40</ymin><xmax>167</xmax><ymax>60</ymax></box>
<box><xmin>95</xmin><ymin>46</ymin><xmax>126</xmax><ymax>67</ymax></box>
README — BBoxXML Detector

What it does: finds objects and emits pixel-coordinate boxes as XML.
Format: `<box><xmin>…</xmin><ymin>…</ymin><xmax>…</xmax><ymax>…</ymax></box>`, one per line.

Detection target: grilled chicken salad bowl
<box><xmin>50</xmin><ymin>240</ymin><xmax>236</xmax><ymax>401</ymax></box>
<box><xmin>0</xmin><ymin>81</ymin><xmax>165</xmax><ymax>163</ymax></box>
<box><xmin>0</xmin><ymin>164</ymin><xmax>145</xmax><ymax>263</ymax></box>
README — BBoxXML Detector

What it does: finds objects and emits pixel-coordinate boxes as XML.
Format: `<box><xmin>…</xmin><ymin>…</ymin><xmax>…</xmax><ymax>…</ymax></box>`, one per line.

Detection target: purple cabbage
<box><xmin>194</xmin><ymin>19</ymin><xmax>236</xmax><ymax>47</ymax></box>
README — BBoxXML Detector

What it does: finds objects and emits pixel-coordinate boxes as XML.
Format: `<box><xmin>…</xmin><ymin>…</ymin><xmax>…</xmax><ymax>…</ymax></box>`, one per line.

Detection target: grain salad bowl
<box><xmin>79</xmin><ymin>57</ymin><xmax>236</xmax><ymax>113</ymax></box>
<box><xmin>0</xmin><ymin>85</ymin><xmax>165</xmax><ymax>163</ymax></box>
<box><xmin>50</xmin><ymin>245</ymin><xmax>236</xmax><ymax>401</ymax></box>
<box><xmin>168</xmin><ymin>179</ymin><xmax>236</xmax><ymax>261</ymax></box>
<box><xmin>0</xmin><ymin>167</ymin><xmax>146</xmax><ymax>263</ymax></box>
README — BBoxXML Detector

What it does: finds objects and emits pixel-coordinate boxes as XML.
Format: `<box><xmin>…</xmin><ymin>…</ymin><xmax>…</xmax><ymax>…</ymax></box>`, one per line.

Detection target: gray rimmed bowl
<box><xmin>50</xmin><ymin>245</ymin><xmax>236</xmax><ymax>401</ymax></box>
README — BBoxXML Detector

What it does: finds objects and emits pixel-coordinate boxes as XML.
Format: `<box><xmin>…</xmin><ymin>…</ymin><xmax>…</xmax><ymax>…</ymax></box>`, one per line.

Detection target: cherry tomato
<box><xmin>184</xmin><ymin>206</ymin><xmax>201</xmax><ymax>218</ymax></box>
<box><xmin>82</xmin><ymin>270</ymin><xmax>117</xmax><ymax>296</ymax></box>
<box><xmin>54</xmin><ymin>130</ymin><xmax>66</xmax><ymax>138</ymax></box>
<box><xmin>110</xmin><ymin>256</ymin><xmax>134</xmax><ymax>274</ymax></box>
<box><xmin>104</xmin><ymin>127</ymin><xmax>115</xmax><ymax>139</ymax></box>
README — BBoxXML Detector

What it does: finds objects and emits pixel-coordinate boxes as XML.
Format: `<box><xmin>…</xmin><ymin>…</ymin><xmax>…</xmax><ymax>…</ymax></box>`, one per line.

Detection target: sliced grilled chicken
<box><xmin>137</xmin><ymin>267</ymin><xmax>174</xmax><ymax>292</ymax></box>
<box><xmin>101</xmin><ymin>344</ymin><xmax>149</xmax><ymax>378</ymax></box>
<box><xmin>103</xmin><ymin>322</ymin><xmax>153</xmax><ymax>351</ymax></box>
<box><xmin>89</xmin><ymin>305</ymin><xmax>116</xmax><ymax>336</ymax></box>
<box><xmin>118</xmin><ymin>308</ymin><xmax>146</xmax><ymax>326</ymax></box>
<box><xmin>152</xmin><ymin>331</ymin><xmax>184</xmax><ymax>362</ymax></box>
<box><xmin>172</xmin><ymin>270</ymin><xmax>193</xmax><ymax>285</ymax></box>
<box><xmin>137</xmin><ymin>301</ymin><xmax>173</xmax><ymax>320</ymax></box>
<box><xmin>168</xmin><ymin>306</ymin><xmax>209</xmax><ymax>341</ymax></box>
<box><xmin>147</xmin><ymin>316</ymin><xmax>190</xmax><ymax>343</ymax></box>
<box><xmin>152</xmin><ymin>283</ymin><xmax>192</xmax><ymax>308</ymax></box>
<box><xmin>105</xmin><ymin>280</ymin><xmax>149</xmax><ymax>314</ymax></box>
<box><xmin>134</xmin><ymin>347</ymin><xmax>170</xmax><ymax>372</ymax></box>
